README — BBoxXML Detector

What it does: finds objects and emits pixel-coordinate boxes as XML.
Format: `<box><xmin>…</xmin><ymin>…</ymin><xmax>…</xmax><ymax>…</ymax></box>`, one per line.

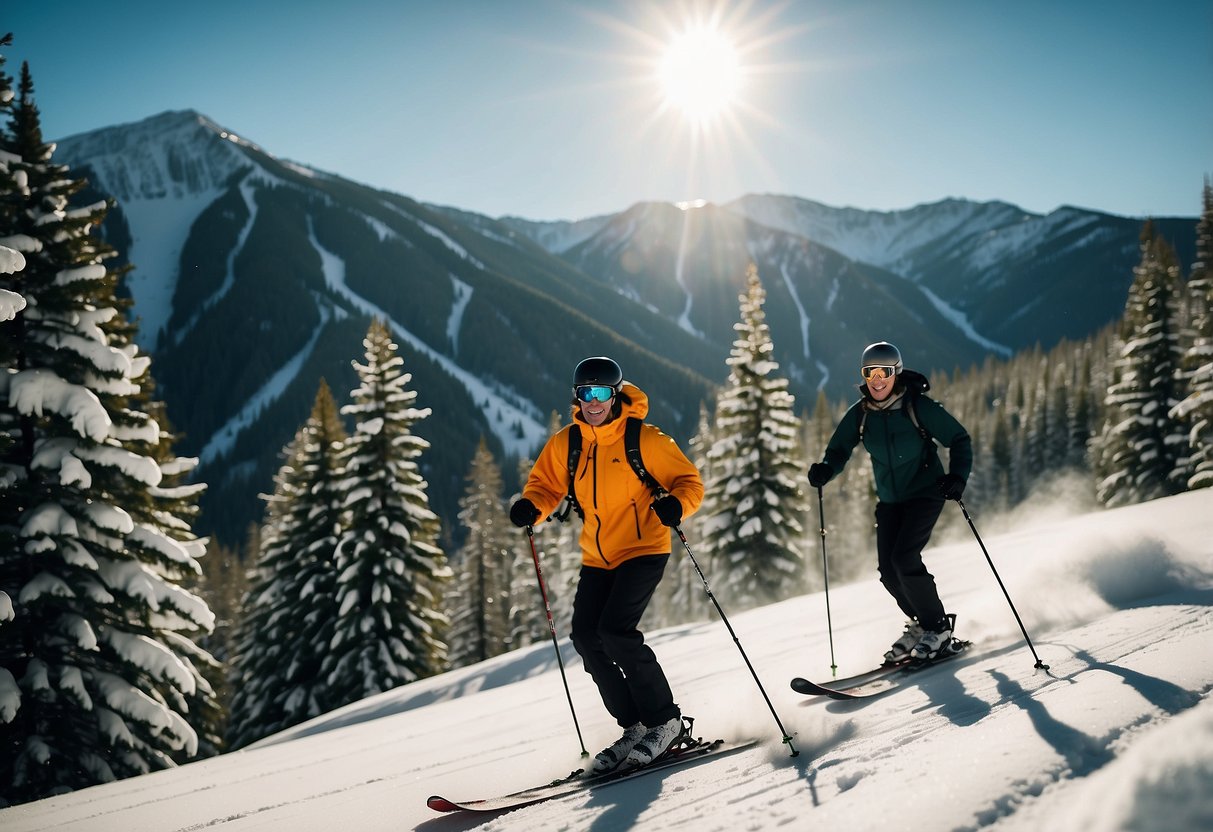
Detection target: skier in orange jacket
<box><xmin>511</xmin><ymin>356</ymin><xmax>703</xmax><ymax>774</ymax></box>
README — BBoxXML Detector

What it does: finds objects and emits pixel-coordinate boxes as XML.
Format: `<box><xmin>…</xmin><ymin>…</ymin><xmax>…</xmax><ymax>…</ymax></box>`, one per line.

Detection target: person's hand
<box><xmin>509</xmin><ymin>498</ymin><xmax>540</xmax><ymax>527</ymax></box>
<box><xmin>936</xmin><ymin>473</ymin><xmax>966</xmax><ymax>501</ymax></box>
<box><xmin>807</xmin><ymin>462</ymin><xmax>833</xmax><ymax>488</ymax></box>
<box><xmin>651</xmin><ymin>494</ymin><xmax>682</xmax><ymax>527</ymax></box>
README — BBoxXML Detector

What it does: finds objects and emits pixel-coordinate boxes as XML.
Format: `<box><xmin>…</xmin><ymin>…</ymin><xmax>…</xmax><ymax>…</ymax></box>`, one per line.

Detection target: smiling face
<box><xmin>863</xmin><ymin>366</ymin><xmax>896</xmax><ymax>402</ymax></box>
<box><xmin>579</xmin><ymin>393</ymin><xmax>615</xmax><ymax>426</ymax></box>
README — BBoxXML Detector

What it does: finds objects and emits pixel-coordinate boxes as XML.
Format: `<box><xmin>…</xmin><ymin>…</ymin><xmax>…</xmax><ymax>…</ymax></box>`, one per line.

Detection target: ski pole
<box><xmin>525</xmin><ymin>526</ymin><xmax>589</xmax><ymax>756</ymax></box>
<box><xmin>955</xmin><ymin>499</ymin><xmax>1049</xmax><ymax>670</ymax></box>
<box><xmin>673</xmin><ymin>526</ymin><xmax>799</xmax><ymax>757</ymax></box>
<box><xmin>816</xmin><ymin>486</ymin><xmax>838</xmax><ymax>678</ymax></box>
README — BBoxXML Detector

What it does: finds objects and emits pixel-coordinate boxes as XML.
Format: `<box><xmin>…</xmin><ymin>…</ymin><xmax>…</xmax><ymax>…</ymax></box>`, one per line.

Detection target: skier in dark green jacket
<box><xmin>808</xmin><ymin>341</ymin><xmax>973</xmax><ymax>663</ymax></box>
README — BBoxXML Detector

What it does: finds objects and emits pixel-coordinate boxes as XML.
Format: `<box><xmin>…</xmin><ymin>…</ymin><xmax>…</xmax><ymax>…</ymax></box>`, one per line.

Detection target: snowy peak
<box><xmin>497</xmin><ymin>210</ymin><xmax>616</xmax><ymax>255</ymax></box>
<box><xmin>725</xmin><ymin>193</ymin><xmax>1035</xmax><ymax>273</ymax></box>
<box><xmin>55</xmin><ymin>110</ymin><xmax>258</xmax><ymax>202</ymax></box>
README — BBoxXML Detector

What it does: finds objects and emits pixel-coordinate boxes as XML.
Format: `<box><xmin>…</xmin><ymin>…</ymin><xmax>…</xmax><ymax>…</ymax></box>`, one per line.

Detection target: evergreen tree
<box><xmin>1172</xmin><ymin>180</ymin><xmax>1213</xmax><ymax>489</ymax></box>
<box><xmin>0</xmin><ymin>62</ymin><xmax>214</xmax><ymax>804</ymax></box>
<box><xmin>1022</xmin><ymin>355</ymin><xmax>1051</xmax><ymax>493</ymax></box>
<box><xmin>322</xmin><ymin>320</ymin><xmax>449</xmax><ymax>705</ymax></box>
<box><xmin>506</xmin><ymin>515</ymin><xmax>547</xmax><ymax>650</ymax></box>
<box><xmin>0</xmin><ymin>38</ymin><xmax>25</xmax><ymax>318</ymax></box>
<box><xmin>227</xmin><ymin>380</ymin><xmax>346</xmax><ymax>748</ymax></box>
<box><xmin>1069</xmin><ymin>347</ymin><xmax>1095</xmax><ymax>471</ymax></box>
<box><xmin>189</xmin><ymin>537</ymin><xmax>248</xmax><ymax>747</ymax></box>
<box><xmin>1095</xmin><ymin>223</ymin><xmax>1187</xmax><ymax>506</ymax></box>
<box><xmin>699</xmin><ymin>265</ymin><xmax>808</xmax><ymax>609</ymax></box>
<box><xmin>447</xmin><ymin>437</ymin><xmax>513</xmax><ymax>666</ymax></box>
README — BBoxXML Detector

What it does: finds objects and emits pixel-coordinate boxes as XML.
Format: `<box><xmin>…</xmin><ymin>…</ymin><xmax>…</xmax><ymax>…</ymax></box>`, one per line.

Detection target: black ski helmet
<box><xmin>572</xmin><ymin>356</ymin><xmax>623</xmax><ymax>391</ymax></box>
<box><xmin>860</xmin><ymin>341</ymin><xmax>902</xmax><ymax>374</ymax></box>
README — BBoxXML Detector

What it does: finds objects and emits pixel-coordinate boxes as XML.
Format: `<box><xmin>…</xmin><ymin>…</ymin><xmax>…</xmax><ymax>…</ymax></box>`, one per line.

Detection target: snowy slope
<box><xmin>3</xmin><ymin>490</ymin><xmax>1212</xmax><ymax>832</ymax></box>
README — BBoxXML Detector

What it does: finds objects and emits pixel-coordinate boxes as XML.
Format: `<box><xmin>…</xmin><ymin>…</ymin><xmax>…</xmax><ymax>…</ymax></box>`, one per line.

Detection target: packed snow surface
<box><xmin>2</xmin><ymin>490</ymin><xmax>1211</xmax><ymax>832</ymax></box>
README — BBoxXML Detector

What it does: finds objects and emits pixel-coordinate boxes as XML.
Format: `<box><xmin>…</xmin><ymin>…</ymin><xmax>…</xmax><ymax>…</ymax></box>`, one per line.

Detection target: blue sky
<box><xmin>5</xmin><ymin>0</ymin><xmax>1211</xmax><ymax>221</ymax></box>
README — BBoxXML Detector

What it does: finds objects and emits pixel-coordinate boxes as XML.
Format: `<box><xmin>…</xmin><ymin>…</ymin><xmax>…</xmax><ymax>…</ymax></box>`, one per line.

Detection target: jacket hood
<box><xmin>571</xmin><ymin>381</ymin><xmax>649</xmax><ymax>443</ymax></box>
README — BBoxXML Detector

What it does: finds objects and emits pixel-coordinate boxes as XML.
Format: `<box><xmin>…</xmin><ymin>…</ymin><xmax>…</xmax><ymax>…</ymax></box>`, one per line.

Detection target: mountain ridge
<box><xmin>50</xmin><ymin>108</ymin><xmax>1199</xmax><ymax>548</ymax></box>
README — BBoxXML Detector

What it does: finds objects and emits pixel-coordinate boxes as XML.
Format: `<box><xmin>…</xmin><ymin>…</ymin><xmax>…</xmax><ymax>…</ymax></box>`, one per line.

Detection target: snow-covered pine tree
<box><xmin>447</xmin><ymin>437</ymin><xmax>513</xmax><ymax>666</ymax></box>
<box><xmin>699</xmin><ymin>265</ymin><xmax>808</xmax><ymax>609</ymax></box>
<box><xmin>507</xmin><ymin>524</ymin><xmax>547</xmax><ymax>651</ymax></box>
<box><xmin>0</xmin><ymin>39</ymin><xmax>25</xmax><ymax>321</ymax></box>
<box><xmin>227</xmin><ymin>380</ymin><xmax>347</xmax><ymax>749</ymax></box>
<box><xmin>506</xmin><ymin>453</ymin><xmax>549</xmax><ymax>651</ymax></box>
<box><xmin>1171</xmin><ymin>180</ymin><xmax>1213</xmax><ymax>489</ymax></box>
<box><xmin>1095</xmin><ymin>222</ymin><xmax>1188</xmax><ymax>506</ymax></box>
<box><xmin>1022</xmin><ymin>355</ymin><xmax>1051</xmax><ymax>494</ymax></box>
<box><xmin>0</xmin><ymin>62</ymin><xmax>215</xmax><ymax>804</ymax></box>
<box><xmin>189</xmin><ymin>537</ymin><xmax>247</xmax><ymax>746</ymax></box>
<box><xmin>1069</xmin><ymin>345</ymin><xmax>1096</xmax><ymax>472</ymax></box>
<box><xmin>322</xmin><ymin>320</ymin><xmax>449</xmax><ymax>705</ymax></box>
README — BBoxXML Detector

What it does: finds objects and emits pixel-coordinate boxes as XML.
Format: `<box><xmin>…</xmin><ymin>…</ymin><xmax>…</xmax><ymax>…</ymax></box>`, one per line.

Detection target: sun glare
<box><xmin>658</xmin><ymin>27</ymin><xmax>741</xmax><ymax>124</ymax></box>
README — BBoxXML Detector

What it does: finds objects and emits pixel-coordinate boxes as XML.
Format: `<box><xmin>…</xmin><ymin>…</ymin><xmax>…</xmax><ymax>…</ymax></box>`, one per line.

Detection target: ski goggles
<box><xmin>575</xmin><ymin>385</ymin><xmax>616</xmax><ymax>403</ymax></box>
<box><xmin>861</xmin><ymin>365</ymin><xmax>897</xmax><ymax>380</ymax></box>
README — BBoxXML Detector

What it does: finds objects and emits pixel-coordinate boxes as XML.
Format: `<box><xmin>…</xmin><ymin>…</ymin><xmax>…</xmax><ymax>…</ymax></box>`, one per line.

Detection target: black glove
<box><xmin>807</xmin><ymin>462</ymin><xmax>833</xmax><ymax>488</ymax></box>
<box><xmin>509</xmin><ymin>498</ymin><xmax>540</xmax><ymax>528</ymax></box>
<box><xmin>651</xmin><ymin>494</ymin><xmax>682</xmax><ymax>527</ymax></box>
<box><xmin>937</xmin><ymin>473</ymin><xmax>966</xmax><ymax>501</ymax></box>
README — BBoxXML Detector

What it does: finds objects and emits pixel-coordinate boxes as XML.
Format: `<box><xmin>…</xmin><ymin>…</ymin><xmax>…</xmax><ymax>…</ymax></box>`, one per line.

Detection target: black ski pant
<box><xmin>570</xmin><ymin>554</ymin><xmax>679</xmax><ymax>730</ymax></box>
<box><xmin>875</xmin><ymin>497</ymin><xmax>948</xmax><ymax>630</ymax></box>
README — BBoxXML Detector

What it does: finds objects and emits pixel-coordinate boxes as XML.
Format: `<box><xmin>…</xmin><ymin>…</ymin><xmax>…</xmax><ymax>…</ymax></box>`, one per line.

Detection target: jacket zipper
<box><xmin>880</xmin><ymin>410</ymin><xmax>906</xmax><ymax>495</ymax></box>
<box><xmin>585</xmin><ymin>444</ymin><xmax>612</xmax><ymax>567</ymax></box>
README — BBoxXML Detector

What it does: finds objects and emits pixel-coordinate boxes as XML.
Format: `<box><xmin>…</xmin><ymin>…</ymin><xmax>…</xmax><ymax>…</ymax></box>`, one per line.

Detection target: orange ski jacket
<box><xmin>522</xmin><ymin>383</ymin><xmax>704</xmax><ymax>569</ymax></box>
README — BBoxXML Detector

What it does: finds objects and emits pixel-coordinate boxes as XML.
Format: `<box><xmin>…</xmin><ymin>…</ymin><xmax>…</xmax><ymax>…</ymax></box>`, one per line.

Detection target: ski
<box><xmin>790</xmin><ymin>658</ymin><xmax>910</xmax><ymax>695</ymax></box>
<box><xmin>427</xmin><ymin>734</ymin><xmax>755</xmax><ymax>814</ymax></box>
<box><xmin>791</xmin><ymin>639</ymin><xmax>973</xmax><ymax>700</ymax></box>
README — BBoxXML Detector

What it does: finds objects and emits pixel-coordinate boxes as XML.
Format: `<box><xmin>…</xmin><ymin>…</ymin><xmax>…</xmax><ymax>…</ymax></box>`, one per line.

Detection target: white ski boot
<box><xmin>591</xmin><ymin>722</ymin><xmax>646</xmax><ymax>774</ymax></box>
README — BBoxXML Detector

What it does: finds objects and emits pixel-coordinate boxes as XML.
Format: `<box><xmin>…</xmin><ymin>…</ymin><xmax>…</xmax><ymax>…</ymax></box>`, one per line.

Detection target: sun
<box><xmin>657</xmin><ymin>27</ymin><xmax>742</xmax><ymax>125</ymax></box>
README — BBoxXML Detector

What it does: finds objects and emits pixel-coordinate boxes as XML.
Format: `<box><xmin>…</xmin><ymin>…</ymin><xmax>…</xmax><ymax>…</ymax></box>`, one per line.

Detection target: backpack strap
<box><xmin>554</xmin><ymin>426</ymin><xmax>583</xmax><ymax>522</ymax></box>
<box><xmin>899</xmin><ymin>369</ymin><xmax>933</xmax><ymax>443</ymax></box>
<box><xmin>857</xmin><ymin>392</ymin><xmax>931</xmax><ymax>443</ymax></box>
<box><xmin>905</xmin><ymin>396</ymin><xmax>930</xmax><ymax>442</ymax></box>
<box><xmin>556</xmin><ymin>417</ymin><xmax>662</xmax><ymax>523</ymax></box>
<box><xmin>623</xmin><ymin>416</ymin><xmax>664</xmax><ymax>496</ymax></box>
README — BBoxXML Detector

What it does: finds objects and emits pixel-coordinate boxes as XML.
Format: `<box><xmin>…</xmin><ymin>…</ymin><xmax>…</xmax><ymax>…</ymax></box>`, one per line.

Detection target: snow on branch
<box><xmin>93</xmin><ymin>670</ymin><xmax>197</xmax><ymax>752</ymax></box>
<box><xmin>0</xmin><ymin>288</ymin><xmax>24</xmax><ymax>322</ymax></box>
<box><xmin>77</xmin><ymin>444</ymin><xmax>162</xmax><ymax>487</ymax></box>
<box><xmin>0</xmin><ymin>667</ymin><xmax>19</xmax><ymax>723</ymax></box>
<box><xmin>98</xmin><ymin>629</ymin><xmax>197</xmax><ymax>695</ymax></box>
<box><xmin>10</xmin><ymin>369</ymin><xmax>111</xmax><ymax>441</ymax></box>
<box><xmin>61</xmin><ymin>241</ymin><xmax>112</xmax><ymax>272</ymax></box>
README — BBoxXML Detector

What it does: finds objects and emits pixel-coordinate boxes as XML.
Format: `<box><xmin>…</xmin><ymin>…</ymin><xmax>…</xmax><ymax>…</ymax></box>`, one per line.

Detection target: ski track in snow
<box><xmin>307</xmin><ymin>222</ymin><xmax>546</xmax><ymax>457</ymax></box>
<box><xmin>172</xmin><ymin>181</ymin><xmax>259</xmax><ymax>350</ymax></box>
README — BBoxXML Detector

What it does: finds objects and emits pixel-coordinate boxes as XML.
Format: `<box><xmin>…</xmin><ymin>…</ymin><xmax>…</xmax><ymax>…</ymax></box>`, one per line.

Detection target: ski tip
<box><xmin>427</xmin><ymin>796</ymin><xmax>460</xmax><ymax>813</ymax></box>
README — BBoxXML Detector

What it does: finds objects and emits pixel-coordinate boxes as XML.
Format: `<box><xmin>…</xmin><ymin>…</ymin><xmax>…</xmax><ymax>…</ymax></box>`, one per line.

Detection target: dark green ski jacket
<box><xmin>820</xmin><ymin>388</ymin><xmax>972</xmax><ymax>504</ymax></box>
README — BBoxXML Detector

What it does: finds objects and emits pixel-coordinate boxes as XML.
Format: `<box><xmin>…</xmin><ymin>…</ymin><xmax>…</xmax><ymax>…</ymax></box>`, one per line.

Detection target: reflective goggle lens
<box><xmin>861</xmin><ymin>365</ymin><xmax>896</xmax><ymax>380</ymax></box>
<box><xmin>576</xmin><ymin>385</ymin><xmax>615</xmax><ymax>403</ymax></box>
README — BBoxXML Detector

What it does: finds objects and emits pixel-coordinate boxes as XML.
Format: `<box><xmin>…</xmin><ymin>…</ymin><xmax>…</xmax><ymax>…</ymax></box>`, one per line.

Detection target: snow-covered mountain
<box><xmin>728</xmin><ymin>194</ymin><xmax>1032</xmax><ymax>273</ymax></box>
<box><xmin>507</xmin><ymin>193</ymin><xmax>1198</xmax><ymax>355</ymax></box>
<box><xmin>723</xmin><ymin>194</ymin><xmax>1187</xmax><ymax>351</ymax></box>
<box><xmin>3</xmin><ymin>489</ymin><xmax>1210</xmax><ymax>831</ymax></box>
<box><xmin>53</xmin><ymin>111</ymin><xmax>722</xmax><ymax>545</ymax></box>
<box><xmin>51</xmin><ymin>110</ymin><xmax>1198</xmax><ymax>548</ymax></box>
